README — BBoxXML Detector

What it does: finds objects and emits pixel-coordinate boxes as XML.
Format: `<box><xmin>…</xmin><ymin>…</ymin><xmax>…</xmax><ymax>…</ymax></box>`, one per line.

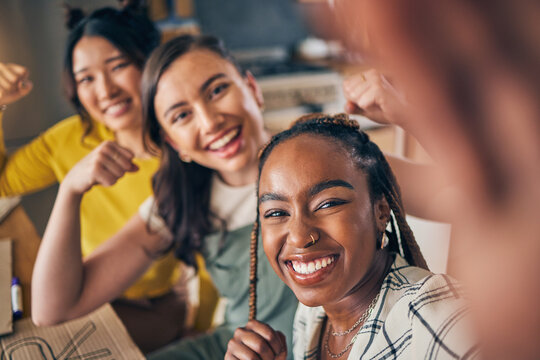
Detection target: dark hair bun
<box><xmin>63</xmin><ymin>4</ymin><xmax>86</xmax><ymax>30</ymax></box>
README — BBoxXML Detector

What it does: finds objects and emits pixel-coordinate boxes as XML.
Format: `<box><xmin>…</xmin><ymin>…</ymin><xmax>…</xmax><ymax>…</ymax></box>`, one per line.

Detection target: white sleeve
<box><xmin>138</xmin><ymin>196</ymin><xmax>173</xmax><ymax>241</ymax></box>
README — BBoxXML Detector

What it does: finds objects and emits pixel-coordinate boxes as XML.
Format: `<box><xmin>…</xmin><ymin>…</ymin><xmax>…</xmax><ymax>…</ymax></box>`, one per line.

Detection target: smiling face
<box><xmin>72</xmin><ymin>36</ymin><xmax>143</xmax><ymax>132</ymax></box>
<box><xmin>153</xmin><ymin>49</ymin><xmax>269</xmax><ymax>186</ymax></box>
<box><xmin>258</xmin><ymin>134</ymin><xmax>389</xmax><ymax>307</ymax></box>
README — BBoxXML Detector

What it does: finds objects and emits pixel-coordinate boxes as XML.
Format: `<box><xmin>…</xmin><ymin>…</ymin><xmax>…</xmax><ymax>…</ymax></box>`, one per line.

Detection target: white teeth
<box><xmin>106</xmin><ymin>100</ymin><xmax>129</xmax><ymax>114</ymax></box>
<box><xmin>291</xmin><ymin>256</ymin><xmax>334</xmax><ymax>275</ymax></box>
<box><xmin>209</xmin><ymin>128</ymin><xmax>239</xmax><ymax>150</ymax></box>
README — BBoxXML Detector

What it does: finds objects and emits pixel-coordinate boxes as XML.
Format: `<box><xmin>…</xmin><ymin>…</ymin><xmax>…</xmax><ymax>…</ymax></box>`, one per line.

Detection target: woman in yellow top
<box><xmin>0</xmin><ymin>3</ymin><xmax>217</xmax><ymax>353</ymax></box>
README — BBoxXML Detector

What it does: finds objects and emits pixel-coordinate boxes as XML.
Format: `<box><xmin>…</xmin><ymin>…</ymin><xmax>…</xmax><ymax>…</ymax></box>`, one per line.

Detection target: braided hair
<box><xmin>248</xmin><ymin>113</ymin><xmax>428</xmax><ymax>319</ymax></box>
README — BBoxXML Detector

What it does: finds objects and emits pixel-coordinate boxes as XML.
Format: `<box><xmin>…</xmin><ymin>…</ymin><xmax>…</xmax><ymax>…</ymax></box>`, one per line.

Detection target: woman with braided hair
<box><xmin>225</xmin><ymin>113</ymin><xmax>477</xmax><ymax>360</ymax></box>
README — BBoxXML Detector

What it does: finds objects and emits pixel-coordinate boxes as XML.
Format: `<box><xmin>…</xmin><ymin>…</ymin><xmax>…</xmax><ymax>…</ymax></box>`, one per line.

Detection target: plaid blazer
<box><xmin>292</xmin><ymin>254</ymin><xmax>479</xmax><ymax>360</ymax></box>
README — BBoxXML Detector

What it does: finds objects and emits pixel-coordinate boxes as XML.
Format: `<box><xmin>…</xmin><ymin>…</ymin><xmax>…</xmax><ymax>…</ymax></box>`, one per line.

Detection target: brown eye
<box><xmin>316</xmin><ymin>199</ymin><xmax>349</xmax><ymax>211</ymax></box>
<box><xmin>171</xmin><ymin>110</ymin><xmax>192</xmax><ymax>124</ymax></box>
<box><xmin>208</xmin><ymin>83</ymin><xmax>229</xmax><ymax>100</ymax></box>
<box><xmin>263</xmin><ymin>209</ymin><xmax>289</xmax><ymax>218</ymax></box>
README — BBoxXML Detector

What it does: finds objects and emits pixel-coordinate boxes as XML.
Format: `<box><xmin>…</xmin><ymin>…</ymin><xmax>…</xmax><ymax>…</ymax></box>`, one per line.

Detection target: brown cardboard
<box><xmin>0</xmin><ymin>239</ymin><xmax>12</xmax><ymax>336</ymax></box>
<box><xmin>0</xmin><ymin>304</ymin><xmax>144</xmax><ymax>359</ymax></box>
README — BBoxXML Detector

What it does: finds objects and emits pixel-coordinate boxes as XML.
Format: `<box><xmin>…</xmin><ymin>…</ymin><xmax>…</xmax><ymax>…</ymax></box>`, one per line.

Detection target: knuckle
<box><xmin>233</xmin><ymin>327</ymin><xmax>245</xmax><ymax>338</ymax></box>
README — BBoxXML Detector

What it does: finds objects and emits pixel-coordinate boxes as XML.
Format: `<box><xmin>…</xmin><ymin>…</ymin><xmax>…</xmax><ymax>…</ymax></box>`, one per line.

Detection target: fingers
<box><xmin>343</xmin><ymin>69</ymin><xmax>383</xmax><ymax>107</ymax></box>
<box><xmin>0</xmin><ymin>63</ymin><xmax>33</xmax><ymax>105</ymax></box>
<box><xmin>345</xmin><ymin>100</ymin><xmax>364</xmax><ymax>115</ymax></box>
<box><xmin>94</xmin><ymin>142</ymin><xmax>138</xmax><ymax>186</ymax></box>
<box><xmin>63</xmin><ymin>141</ymin><xmax>139</xmax><ymax>194</ymax></box>
<box><xmin>226</xmin><ymin>321</ymin><xmax>287</xmax><ymax>360</ymax></box>
<box><xmin>102</xmin><ymin>142</ymin><xmax>138</xmax><ymax>173</ymax></box>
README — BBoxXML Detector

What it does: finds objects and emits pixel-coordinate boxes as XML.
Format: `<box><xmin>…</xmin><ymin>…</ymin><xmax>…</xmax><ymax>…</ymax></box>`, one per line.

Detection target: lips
<box><xmin>207</xmin><ymin>126</ymin><xmax>241</xmax><ymax>151</ymax></box>
<box><xmin>291</xmin><ymin>255</ymin><xmax>335</xmax><ymax>275</ymax></box>
<box><xmin>103</xmin><ymin>99</ymin><xmax>131</xmax><ymax>117</ymax></box>
<box><xmin>285</xmin><ymin>254</ymin><xmax>339</xmax><ymax>286</ymax></box>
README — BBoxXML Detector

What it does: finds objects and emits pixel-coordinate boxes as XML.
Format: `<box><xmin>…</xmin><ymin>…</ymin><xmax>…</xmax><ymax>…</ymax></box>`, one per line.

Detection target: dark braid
<box><xmin>249</xmin><ymin>211</ymin><xmax>260</xmax><ymax>320</ymax></box>
<box><xmin>249</xmin><ymin>113</ymin><xmax>428</xmax><ymax>318</ymax></box>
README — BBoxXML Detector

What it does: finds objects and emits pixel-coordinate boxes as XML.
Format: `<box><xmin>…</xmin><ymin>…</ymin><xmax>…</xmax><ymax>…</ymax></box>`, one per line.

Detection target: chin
<box><xmin>292</xmin><ymin>288</ymin><xmax>327</xmax><ymax>308</ymax></box>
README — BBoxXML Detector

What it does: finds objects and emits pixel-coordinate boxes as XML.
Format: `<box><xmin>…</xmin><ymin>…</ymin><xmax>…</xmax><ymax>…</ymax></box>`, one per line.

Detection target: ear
<box><xmin>244</xmin><ymin>71</ymin><xmax>264</xmax><ymax>108</ymax></box>
<box><xmin>373</xmin><ymin>197</ymin><xmax>391</xmax><ymax>233</ymax></box>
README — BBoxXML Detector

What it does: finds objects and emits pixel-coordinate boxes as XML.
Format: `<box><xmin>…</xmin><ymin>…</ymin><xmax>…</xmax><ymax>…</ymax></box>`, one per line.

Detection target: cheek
<box><xmin>327</xmin><ymin>210</ymin><xmax>376</xmax><ymax>253</ymax></box>
<box><xmin>123</xmin><ymin>73</ymin><xmax>143</xmax><ymax>96</ymax></box>
<box><xmin>76</xmin><ymin>87</ymin><xmax>94</xmax><ymax>108</ymax></box>
<box><xmin>261</xmin><ymin>226</ymin><xmax>285</xmax><ymax>271</ymax></box>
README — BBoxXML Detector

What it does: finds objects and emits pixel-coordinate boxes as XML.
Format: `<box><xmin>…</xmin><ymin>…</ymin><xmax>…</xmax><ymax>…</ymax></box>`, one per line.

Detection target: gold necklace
<box><xmin>323</xmin><ymin>292</ymin><xmax>380</xmax><ymax>358</ymax></box>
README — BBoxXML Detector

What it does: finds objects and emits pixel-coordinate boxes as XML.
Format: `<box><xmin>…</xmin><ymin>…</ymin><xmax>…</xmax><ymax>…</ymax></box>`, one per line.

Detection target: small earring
<box><xmin>380</xmin><ymin>232</ymin><xmax>389</xmax><ymax>249</ymax></box>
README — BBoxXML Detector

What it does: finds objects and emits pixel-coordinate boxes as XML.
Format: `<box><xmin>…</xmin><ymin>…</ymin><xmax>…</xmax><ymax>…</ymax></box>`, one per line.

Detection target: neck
<box><xmin>323</xmin><ymin>251</ymin><xmax>392</xmax><ymax>333</ymax></box>
<box><xmin>218</xmin><ymin>163</ymin><xmax>259</xmax><ymax>187</ymax></box>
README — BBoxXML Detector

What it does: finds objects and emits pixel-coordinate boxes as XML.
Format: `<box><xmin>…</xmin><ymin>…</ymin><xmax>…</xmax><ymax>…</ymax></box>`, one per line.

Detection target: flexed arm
<box><xmin>344</xmin><ymin>69</ymin><xmax>460</xmax><ymax>222</ymax></box>
<box><xmin>0</xmin><ymin>62</ymin><xmax>63</xmax><ymax>196</ymax></box>
<box><xmin>0</xmin><ymin>62</ymin><xmax>33</xmax><ymax>107</ymax></box>
<box><xmin>31</xmin><ymin>141</ymin><xmax>168</xmax><ymax>325</ymax></box>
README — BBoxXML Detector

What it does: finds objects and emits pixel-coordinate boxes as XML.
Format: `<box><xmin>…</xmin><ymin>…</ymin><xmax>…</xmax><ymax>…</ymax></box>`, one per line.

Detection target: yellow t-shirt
<box><xmin>0</xmin><ymin>113</ymin><xmax>178</xmax><ymax>299</ymax></box>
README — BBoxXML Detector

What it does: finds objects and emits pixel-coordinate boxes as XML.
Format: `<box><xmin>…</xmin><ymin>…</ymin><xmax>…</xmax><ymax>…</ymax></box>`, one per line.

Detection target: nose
<box><xmin>287</xmin><ymin>213</ymin><xmax>319</xmax><ymax>249</ymax></box>
<box><xmin>96</xmin><ymin>72</ymin><xmax>119</xmax><ymax>100</ymax></box>
<box><xmin>195</xmin><ymin>103</ymin><xmax>224</xmax><ymax>134</ymax></box>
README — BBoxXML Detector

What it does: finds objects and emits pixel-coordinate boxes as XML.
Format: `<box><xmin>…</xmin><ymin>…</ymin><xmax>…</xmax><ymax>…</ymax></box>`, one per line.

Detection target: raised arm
<box><xmin>344</xmin><ymin>69</ymin><xmax>460</xmax><ymax>222</ymax></box>
<box><xmin>0</xmin><ymin>62</ymin><xmax>60</xmax><ymax>196</ymax></box>
<box><xmin>31</xmin><ymin>141</ymin><xmax>168</xmax><ymax>325</ymax></box>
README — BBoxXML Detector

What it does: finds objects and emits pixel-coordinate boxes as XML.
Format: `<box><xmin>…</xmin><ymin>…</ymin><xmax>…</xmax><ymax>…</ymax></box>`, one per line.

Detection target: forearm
<box><xmin>32</xmin><ymin>183</ymin><xmax>85</xmax><ymax>325</ymax></box>
<box><xmin>32</xmin><ymin>186</ymin><xmax>160</xmax><ymax>325</ymax></box>
<box><xmin>386</xmin><ymin>154</ymin><xmax>458</xmax><ymax>222</ymax></box>
<box><xmin>0</xmin><ymin>114</ymin><xmax>57</xmax><ymax>197</ymax></box>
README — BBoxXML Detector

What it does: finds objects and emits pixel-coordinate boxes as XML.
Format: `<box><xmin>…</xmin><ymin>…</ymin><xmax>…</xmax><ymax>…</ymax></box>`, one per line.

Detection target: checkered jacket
<box><xmin>292</xmin><ymin>254</ymin><xmax>479</xmax><ymax>359</ymax></box>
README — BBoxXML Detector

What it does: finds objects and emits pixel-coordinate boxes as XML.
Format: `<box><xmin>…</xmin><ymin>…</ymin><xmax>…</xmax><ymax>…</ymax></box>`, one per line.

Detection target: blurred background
<box><xmin>0</xmin><ymin>0</ymin><xmax>450</xmax><ymax>273</ymax></box>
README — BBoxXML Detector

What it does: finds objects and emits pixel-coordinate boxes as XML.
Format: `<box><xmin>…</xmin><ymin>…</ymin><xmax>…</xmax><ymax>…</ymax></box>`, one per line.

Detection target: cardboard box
<box><xmin>0</xmin><ymin>304</ymin><xmax>144</xmax><ymax>359</ymax></box>
<box><xmin>0</xmin><ymin>239</ymin><xmax>12</xmax><ymax>336</ymax></box>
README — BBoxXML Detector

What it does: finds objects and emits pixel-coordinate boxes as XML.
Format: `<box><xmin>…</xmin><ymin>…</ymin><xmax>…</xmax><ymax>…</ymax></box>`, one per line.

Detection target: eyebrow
<box><xmin>259</xmin><ymin>192</ymin><xmax>287</xmax><ymax>204</ymax></box>
<box><xmin>309</xmin><ymin>179</ymin><xmax>354</xmax><ymax>197</ymax></box>
<box><xmin>73</xmin><ymin>55</ymin><xmax>127</xmax><ymax>76</ymax></box>
<box><xmin>258</xmin><ymin>179</ymin><xmax>354</xmax><ymax>205</ymax></box>
<box><xmin>162</xmin><ymin>73</ymin><xmax>226</xmax><ymax>118</ymax></box>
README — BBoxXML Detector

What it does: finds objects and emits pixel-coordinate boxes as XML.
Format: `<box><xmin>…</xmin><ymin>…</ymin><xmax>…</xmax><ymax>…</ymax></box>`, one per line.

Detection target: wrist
<box><xmin>58</xmin><ymin>180</ymin><xmax>86</xmax><ymax>200</ymax></box>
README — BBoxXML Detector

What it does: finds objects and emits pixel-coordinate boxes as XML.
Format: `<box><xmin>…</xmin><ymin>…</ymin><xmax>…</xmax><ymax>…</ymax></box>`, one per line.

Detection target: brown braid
<box><xmin>248</xmin><ymin>214</ymin><xmax>259</xmax><ymax>320</ymax></box>
<box><xmin>385</xmin><ymin>192</ymin><xmax>428</xmax><ymax>270</ymax></box>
